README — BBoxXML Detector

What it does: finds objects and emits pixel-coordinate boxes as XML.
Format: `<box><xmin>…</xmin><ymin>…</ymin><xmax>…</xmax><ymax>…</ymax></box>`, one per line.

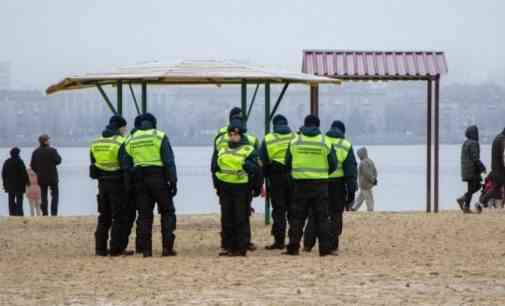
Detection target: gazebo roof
<box><xmin>302</xmin><ymin>50</ymin><xmax>448</xmax><ymax>80</ymax></box>
<box><xmin>47</xmin><ymin>59</ymin><xmax>341</xmax><ymax>95</ymax></box>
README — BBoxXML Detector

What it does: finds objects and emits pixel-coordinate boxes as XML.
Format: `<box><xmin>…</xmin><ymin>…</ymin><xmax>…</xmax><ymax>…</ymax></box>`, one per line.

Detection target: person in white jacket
<box><xmin>352</xmin><ymin>147</ymin><xmax>378</xmax><ymax>212</ymax></box>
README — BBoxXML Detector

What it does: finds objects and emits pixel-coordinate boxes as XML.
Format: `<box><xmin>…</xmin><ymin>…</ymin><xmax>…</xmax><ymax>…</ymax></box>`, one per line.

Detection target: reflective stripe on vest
<box><xmin>327</xmin><ymin>137</ymin><xmax>351</xmax><ymax>178</ymax></box>
<box><xmin>215</xmin><ymin>144</ymin><xmax>254</xmax><ymax>184</ymax></box>
<box><xmin>90</xmin><ymin>135</ymin><xmax>125</xmax><ymax>172</ymax></box>
<box><xmin>265</xmin><ymin>132</ymin><xmax>295</xmax><ymax>165</ymax></box>
<box><xmin>125</xmin><ymin>129</ymin><xmax>165</xmax><ymax>167</ymax></box>
<box><xmin>289</xmin><ymin>134</ymin><xmax>330</xmax><ymax>180</ymax></box>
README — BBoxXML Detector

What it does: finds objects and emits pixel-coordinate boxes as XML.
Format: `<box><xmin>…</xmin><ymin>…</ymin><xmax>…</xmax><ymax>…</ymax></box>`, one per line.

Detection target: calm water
<box><xmin>0</xmin><ymin>145</ymin><xmax>488</xmax><ymax>216</ymax></box>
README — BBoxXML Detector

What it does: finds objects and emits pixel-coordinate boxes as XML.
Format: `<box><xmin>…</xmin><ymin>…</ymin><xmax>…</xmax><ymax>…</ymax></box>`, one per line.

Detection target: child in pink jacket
<box><xmin>26</xmin><ymin>168</ymin><xmax>42</xmax><ymax>216</ymax></box>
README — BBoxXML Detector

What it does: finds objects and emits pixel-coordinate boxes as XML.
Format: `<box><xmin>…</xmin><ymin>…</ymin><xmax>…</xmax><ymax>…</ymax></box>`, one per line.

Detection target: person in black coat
<box><xmin>2</xmin><ymin>147</ymin><xmax>29</xmax><ymax>216</ymax></box>
<box><xmin>479</xmin><ymin>128</ymin><xmax>505</xmax><ymax>206</ymax></box>
<box><xmin>457</xmin><ymin>126</ymin><xmax>486</xmax><ymax>213</ymax></box>
<box><xmin>30</xmin><ymin>134</ymin><xmax>62</xmax><ymax>216</ymax></box>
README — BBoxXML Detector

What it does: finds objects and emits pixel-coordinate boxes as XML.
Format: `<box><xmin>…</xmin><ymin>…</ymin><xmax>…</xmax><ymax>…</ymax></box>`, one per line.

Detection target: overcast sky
<box><xmin>1</xmin><ymin>0</ymin><xmax>504</xmax><ymax>89</ymax></box>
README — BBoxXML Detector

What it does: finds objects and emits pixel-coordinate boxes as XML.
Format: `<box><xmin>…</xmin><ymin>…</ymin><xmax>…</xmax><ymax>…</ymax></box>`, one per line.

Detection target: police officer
<box><xmin>90</xmin><ymin>115</ymin><xmax>129</xmax><ymax>256</ymax></box>
<box><xmin>212</xmin><ymin>118</ymin><xmax>262</xmax><ymax>256</ymax></box>
<box><xmin>124</xmin><ymin>113</ymin><xmax>178</xmax><ymax>257</ymax></box>
<box><xmin>119</xmin><ymin>114</ymin><xmax>144</xmax><ymax>254</ymax></box>
<box><xmin>304</xmin><ymin>120</ymin><xmax>357</xmax><ymax>253</ymax></box>
<box><xmin>213</xmin><ymin>107</ymin><xmax>259</xmax><ymax>251</ymax></box>
<box><xmin>259</xmin><ymin>114</ymin><xmax>295</xmax><ymax>250</ymax></box>
<box><xmin>283</xmin><ymin>114</ymin><xmax>337</xmax><ymax>256</ymax></box>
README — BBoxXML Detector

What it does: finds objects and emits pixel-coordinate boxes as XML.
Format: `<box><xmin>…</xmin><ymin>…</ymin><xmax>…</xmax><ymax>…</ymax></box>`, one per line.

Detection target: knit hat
<box><xmin>228</xmin><ymin>118</ymin><xmax>245</xmax><ymax>134</ymax></box>
<box><xmin>108</xmin><ymin>115</ymin><xmax>127</xmax><ymax>129</ymax></box>
<box><xmin>229</xmin><ymin>107</ymin><xmax>243</xmax><ymax>121</ymax></box>
<box><xmin>304</xmin><ymin>114</ymin><xmax>320</xmax><ymax>128</ymax></box>
<box><xmin>134</xmin><ymin>114</ymin><xmax>144</xmax><ymax>129</ymax></box>
<box><xmin>331</xmin><ymin>120</ymin><xmax>346</xmax><ymax>135</ymax></box>
<box><xmin>142</xmin><ymin>112</ymin><xmax>157</xmax><ymax>128</ymax></box>
<box><xmin>272</xmin><ymin>114</ymin><xmax>288</xmax><ymax>126</ymax></box>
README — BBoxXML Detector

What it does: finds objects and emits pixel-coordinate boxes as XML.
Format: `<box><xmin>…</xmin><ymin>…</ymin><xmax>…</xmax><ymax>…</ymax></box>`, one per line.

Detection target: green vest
<box><xmin>214</xmin><ymin>126</ymin><xmax>259</xmax><ymax>151</ymax></box>
<box><xmin>90</xmin><ymin>135</ymin><xmax>125</xmax><ymax>172</ymax></box>
<box><xmin>215</xmin><ymin>144</ymin><xmax>254</xmax><ymax>184</ymax></box>
<box><xmin>327</xmin><ymin>137</ymin><xmax>352</xmax><ymax>178</ymax></box>
<box><xmin>289</xmin><ymin>134</ymin><xmax>330</xmax><ymax>180</ymax></box>
<box><xmin>264</xmin><ymin>132</ymin><xmax>295</xmax><ymax>165</ymax></box>
<box><xmin>125</xmin><ymin>129</ymin><xmax>165</xmax><ymax>167</ymax></box>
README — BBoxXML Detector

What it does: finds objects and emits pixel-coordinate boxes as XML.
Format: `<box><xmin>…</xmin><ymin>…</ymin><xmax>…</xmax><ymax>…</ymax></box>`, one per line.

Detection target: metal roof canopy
<box><xmin>302</xmin><ymin>50</ymin><xmax>448</xmax><ymax>213</ymax></box>
<box><xmin>46</xmin><ymin>59</ymin><xmax>341</xmax><ymax>224</ymax></box>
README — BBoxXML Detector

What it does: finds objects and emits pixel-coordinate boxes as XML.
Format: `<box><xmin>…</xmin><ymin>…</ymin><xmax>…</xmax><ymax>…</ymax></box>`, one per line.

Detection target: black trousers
<box><xmin>95</xmin><ymin>179</ymin><xmax>127</xmax><ymax>254</ymax></box>
<box><xmin>304</xmin><ymin>179</ymin><xmax>346</xmax><ymax>251</ymax></box>
<box><xmin>8</xmin><ymin>192</ymin><xmax>24</xmax><ymax>216</ymax></box>
<box><xmin>269</xmin><ymin>173</ymin><xmax>292</xmax><ymax>244</ymax></box>
<box><xmin>288</xmin><ymin>181</ymin><xmax>332</xmax><ymax>254</ymax></box>
<box><xmin>40</xmin><ymin>184</ymin><xmax>59</xmax><ymax>216</ymax></box>
<box><xmin>219</xmin><ymin>184</ymin><xmax>250</xmax><ymax>253</ymax></box>
<box><xmin>136</xmin><ymin>173</ymin><xmax>176</xmax><ymax>253</ymax></box>
<box><xmin>119</xmin><ymin>193</ymin><xmax>141</xmax><ymax>252</ymax></box>
<box><xmin>463</xmin><ymin>179</ymin><xmax>481</xmax><ymax>209</ymax></box>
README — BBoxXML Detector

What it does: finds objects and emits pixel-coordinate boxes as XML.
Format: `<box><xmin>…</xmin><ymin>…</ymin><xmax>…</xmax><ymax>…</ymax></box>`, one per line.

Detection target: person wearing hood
<box><xmin>456</xmin><ymin>126</ymin><xmax>485</xmax><ymax>213</ymax></box>
<box><xmin>2</xmin><ymin>147</ymin><xmax>29</xmax><ymax>216</ymax></box>
<box><xmin>352</xmin><ymin>147</ymin><xmax>378</xmax><ymax>212</ymax></box>
<box><xmin>124</xmin><ymin>113</ymin><xmax>178</xmax><ymax>257</ymax></box>
<box><xmin>90</xmin><ymin>115</ymin><xmax>130</xmax><ymax>256</ymax></box>
<box><xmin>119</xmin><ymin>113</ymin><xmax>144</xmax><ymax>254</ymax></box>
<box><xmin>304</xmin><ymin>120</ymin><xmax>357</xmax><ymax>253</ymax></box>
<box><xmin>211</xmin><ymin>118</ymin><xmax>262</xmax><ymax>256</ymax></box>
<box><xmin>259</xmin><ymin>114</ymin><xmax>295</xmax><ymax>250</ymax></box>
<box><xmin>283</xmin><ymin>115</ymin><xmax>337</xmax><ymax>256</ymax></box>
<box><xmin>213</xmin><ymin>107</ymin><xmax>259</xmax><ymax>251</ymax></box>
<box><xmin>30</xmin><ymin>134</ymin><xmax>62</xmax><ymax>216</ymax></box>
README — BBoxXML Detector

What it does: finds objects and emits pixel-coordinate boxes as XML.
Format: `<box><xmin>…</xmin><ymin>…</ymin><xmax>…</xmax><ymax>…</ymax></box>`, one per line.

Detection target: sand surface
<box><xmin>1</xmin><ymin>211</ymin><xmax>505</xmax><ymax>305</ymax></box>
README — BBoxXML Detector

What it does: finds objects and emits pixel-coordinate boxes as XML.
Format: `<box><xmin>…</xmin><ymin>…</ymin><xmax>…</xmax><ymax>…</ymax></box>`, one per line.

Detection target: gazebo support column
<box><xmin>310</xmin><ymin>84</ymin><xmax>319</xmax><ymax>116</ymax></box>
<box><xmin>426</xmin><ymin>79</ymin><xmax>433</xmax><ymax>213</ymax></box>
<box><xmin>241</xmin><ymin>80</ymin><xmax>248</xmax><ymax>126</ymax></box>
<box><xmin>117</xmin><ymin>80</ymin><xmax>123</xmax><ymax>115</ymax></box>
<box><xmin>434</xmin><ymin>76</ymin><xmax>440</xmax><ymax>213</ymax></box>
<box><xmin>141</xmin><ymin>82</ymin><xmax>147</xmax><ymax>113</ymax></box>
<box><xmin>264</xmin><ymin>81</ymin><xmax>271</xmax><ymax>225</ymax></box>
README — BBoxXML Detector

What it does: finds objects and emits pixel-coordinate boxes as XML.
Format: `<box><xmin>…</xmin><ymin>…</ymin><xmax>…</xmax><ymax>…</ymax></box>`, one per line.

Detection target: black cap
<box><xmin>229</xmin><ymin>107</ymin><xmax>243</xmax><ymax>121</ymax></box>
<box><xmin>331</xmin><ymin>120</ymin><xmax>346</xmax><ymax>135</ymax></box>
<box><xmin>142</xmin><ymin>112</ymin><xmax>157</xmax><ymax>128</ymax></box>
<box><xmin>272</xmin><ymin>114</ymin><xmax>288</xmax><ymax>126</ymax></box>
<box><xmin>228</xmin><ymin>118</ymin><xmax>244</xmax><ymax>134</ymax></box>
<box><xmin>304</xmin><ymin>114</ymin><xmax>320</xmax><ymax>128</ymax></box>
<box><xmin>109</xmin><ymin>115</ymin><xmax>127</xmax><ymax>129</ymax></box>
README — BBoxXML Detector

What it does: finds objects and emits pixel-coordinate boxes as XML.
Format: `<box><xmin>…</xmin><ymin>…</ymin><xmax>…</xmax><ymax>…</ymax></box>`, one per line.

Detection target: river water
<box><xmin>0</xmin><ymin>145</ymin><xmax>488</xmax><ymax>216</ymax></box>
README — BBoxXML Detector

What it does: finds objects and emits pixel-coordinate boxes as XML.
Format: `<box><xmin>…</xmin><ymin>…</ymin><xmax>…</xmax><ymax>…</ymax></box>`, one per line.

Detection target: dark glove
<box><xmin>169</xmin><ymin>182</ymin><xmax>177</xmax><ymax>197</ymax></box>
<box><xmin>373</xmin><ymin>178</ymin><xmax>378</xmax><ymax>186</ymax></box>
<box><xmin>89</xmin><ymin>165</ymin><xmax>99</xmax><ymax>180</ymax></box>
<box><xmin>478</xmin><ymin>161</ymin><xmax>487</xmax><ymax>174</ymax></box>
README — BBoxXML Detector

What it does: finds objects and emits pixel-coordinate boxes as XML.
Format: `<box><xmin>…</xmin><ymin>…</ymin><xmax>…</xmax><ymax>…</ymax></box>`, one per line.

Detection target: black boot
<box><xmin>282</xmin><ymin>245</ymin><xmax>300</xmax><ymax>256</ymax></box>
<box><xmin>265</xmin><ymin>240</ymin><xmax>285</xmax><ymax>250</ymax></box>
<box><xmin>143</xmin><ymin>240</ymin><xmax>152</xmax><ymax>257</ymax></box>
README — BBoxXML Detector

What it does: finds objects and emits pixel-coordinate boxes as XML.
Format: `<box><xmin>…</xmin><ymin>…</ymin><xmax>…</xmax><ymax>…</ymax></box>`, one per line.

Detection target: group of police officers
<box><xmin>89</xmin><ymin>106</ymin><xmax>357</xmax><ymax>258</ymax></box>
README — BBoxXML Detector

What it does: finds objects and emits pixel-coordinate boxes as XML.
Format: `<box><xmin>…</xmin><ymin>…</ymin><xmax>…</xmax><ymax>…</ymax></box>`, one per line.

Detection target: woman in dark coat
<box><xmin>457</xmin><ymin>126</ymin><xmax>486</xmax><ymax>213</ymax></box>
<box><xmin>2</xmin><ymin>147</ymin><xmax>29</xmax><ymax>216</ymax></box>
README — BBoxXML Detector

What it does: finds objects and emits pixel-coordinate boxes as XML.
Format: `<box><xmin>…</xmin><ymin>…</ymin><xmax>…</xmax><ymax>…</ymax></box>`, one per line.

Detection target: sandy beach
<box><xmin>1</xmin><ymin>211</ymin><xmax>505</xmax><ymax>305</ymax></box>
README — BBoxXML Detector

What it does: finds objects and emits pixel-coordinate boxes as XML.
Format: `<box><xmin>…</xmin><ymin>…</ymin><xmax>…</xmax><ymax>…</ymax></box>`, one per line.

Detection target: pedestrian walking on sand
<box><xmin>26</xmin><ymin>169</ymin><xmax>42</xmax><ymax>216</ymax></box>
<box><xmin>456</xmin><ymin>126</ymin><xmax>486</xmax><ymax>213</ymax></box>
<box><xmin>352</xmin><ymin>147</ymin><xmax>378</xmax><ymax>212</ymax></box>
<box><xmin>2</xmin><ymin>147</ymin><xmax>29</xmax><ymax>216</ymax></box>
<box><xmin>30</xmin><ymin>134</ymin><xmax>62</xmax><ymax>216</ymax></box>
